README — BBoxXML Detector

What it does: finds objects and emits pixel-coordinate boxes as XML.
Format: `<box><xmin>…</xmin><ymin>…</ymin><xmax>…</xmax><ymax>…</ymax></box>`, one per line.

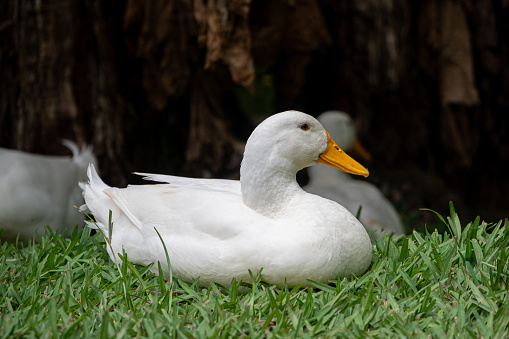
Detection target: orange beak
<box><xmin>317</xmin><ymin>131</ymin><xmax>369</xmax><ymax>177</ymax></box>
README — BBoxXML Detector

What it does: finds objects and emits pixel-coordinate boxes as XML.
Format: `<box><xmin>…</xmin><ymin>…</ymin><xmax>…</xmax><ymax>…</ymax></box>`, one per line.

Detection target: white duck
<box><xmin>304</xmin><ymin>111</ymin><xmax>405</xmax><ymax>239</ymax></box>
<box><xmin>82</xmin><ymin>111</ymin><xmax>372</xmax><ymax>288</ymax></box>
<box><xmin>0</xmin><ymin>141</ymin><xmax>96</xmax><ymax>242</ymax></box>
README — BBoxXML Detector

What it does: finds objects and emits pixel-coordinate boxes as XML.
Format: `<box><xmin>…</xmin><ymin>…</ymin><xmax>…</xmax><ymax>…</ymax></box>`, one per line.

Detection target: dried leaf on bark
<box><xmin>194</xmin><ymin>0</ymin><xmax>255</xmax><ymax>89</ymax></box>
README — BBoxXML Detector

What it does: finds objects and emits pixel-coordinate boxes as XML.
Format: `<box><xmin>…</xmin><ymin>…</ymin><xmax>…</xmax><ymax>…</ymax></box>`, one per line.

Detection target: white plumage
<box><xmin>0</xmin><ymin>141</ymin><xmax>96</xmax><ymax>242</ymax></box>
<box><xmin>82</xmin><ymin>111</ymin><xmax>372</xmax><ymax>288</ymax></box>
<box><xmin>304</xmin><ymin>111</ymin><xmax>405</xmax><ymax>239</ymax></box>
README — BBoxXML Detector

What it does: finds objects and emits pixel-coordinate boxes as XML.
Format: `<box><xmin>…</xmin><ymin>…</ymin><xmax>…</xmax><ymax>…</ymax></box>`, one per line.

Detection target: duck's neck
<box><xmin>308</xmin><ymin>163</ymin><xmax>351</xmax><ymax>185</ymax></box>
<box><xmin>240</xmin><ymin>155</ymin><xmax>303</xmax><ymax>218</ymax></box>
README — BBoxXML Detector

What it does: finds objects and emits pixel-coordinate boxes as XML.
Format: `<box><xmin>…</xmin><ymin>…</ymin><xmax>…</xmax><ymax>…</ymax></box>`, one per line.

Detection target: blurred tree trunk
<box><xmin>0</xmin><ymin>0</ymin><xmax>127</xmax><ymax>182</ymax></box>
<box><xmin>0</xmin><ymin>0</ymin><xmax>253</xmax><ymax>184</ymax></box>
<box><xmin>121</xmin><ymin>0</ymin><xmax>251</xmax><ymax>178</ymax></box>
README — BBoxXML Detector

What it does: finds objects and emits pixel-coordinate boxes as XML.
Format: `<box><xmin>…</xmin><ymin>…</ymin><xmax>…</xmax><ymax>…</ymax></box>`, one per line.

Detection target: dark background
<box><xmin>1</xmin><ymin>0</ymin><xmax>508</xmax><ymax>230</ymax></box>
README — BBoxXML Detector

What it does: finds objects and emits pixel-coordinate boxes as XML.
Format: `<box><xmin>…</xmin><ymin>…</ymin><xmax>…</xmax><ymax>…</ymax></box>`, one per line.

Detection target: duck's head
<box><xmin>318</xmin><ymin>111</ymin><xmax>372</xmax><ymax>162</ymax></box>
<box><xmin>318</xmin><ymin>111</ymin><xmax>356</xmax><ymax>150</ymax></box>
<box><xmin>242</xmin><ymin>110</ymin><xmax>369</xmax><ymax>177</ymax></box>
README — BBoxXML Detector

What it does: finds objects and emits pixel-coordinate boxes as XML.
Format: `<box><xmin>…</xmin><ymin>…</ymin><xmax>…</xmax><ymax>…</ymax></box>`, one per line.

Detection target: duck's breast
<box><xmin>257</xmin><ymin>192</ymin><xmax>372</xmax><ymax>286</ymax></box>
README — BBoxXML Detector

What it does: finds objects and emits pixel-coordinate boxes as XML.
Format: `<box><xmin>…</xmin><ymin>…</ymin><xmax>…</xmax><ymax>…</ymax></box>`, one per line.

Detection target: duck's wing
<box><xmin>85</xmin><ymin>176</ymin><xmax>272</xmax><ymax>284</ymax></box>
<box><xmin>85</xmin><ymin>167</ymin><xmax>264</xmax><ymax>245</ymax></box>
<box><xmin>105</xmin><ymin>183</ymin><xmax>252</xmax><ymax>237</ymax></box>
<box><xmin>134</xmin><ymin>172</ymin><xmax>241</xmax><ymax>194</ymax></box>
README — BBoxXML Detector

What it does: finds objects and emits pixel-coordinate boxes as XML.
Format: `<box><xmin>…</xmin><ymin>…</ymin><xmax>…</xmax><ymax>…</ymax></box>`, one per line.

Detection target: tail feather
<box><xmin>62</xmin><ymin>139</ymin><xmax>80</xmax><ymax>157</ymax></box>
<box><xmin>87</xmin><ymin>163</ymin><xmax>108</xmax><ymax>190</ymax></box>
<box><xmin>64</xmin><ymin>140</ymin><xmax>98</xmax><ymax>180</ymax></box>
<box><xmin>85</xmin><ymin>220</ymin><xmax>98</xmax><ymax>230</ymax></box>
<box><xmin>81</xmin><ymin>163</ymin><xmax>116</xmax><ymax>234</ymax></box>
<box><xmin>81</xmin><ymin>164</ymin><xmax>147</xmax><ymax>265</ymax></box>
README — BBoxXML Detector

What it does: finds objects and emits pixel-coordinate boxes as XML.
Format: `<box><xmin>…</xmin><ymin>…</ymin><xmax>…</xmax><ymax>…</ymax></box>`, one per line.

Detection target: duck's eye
<box><xmin>300</xmin><ymin>123</ymin><xmax>310</xmax><ymax>131</ymax></box>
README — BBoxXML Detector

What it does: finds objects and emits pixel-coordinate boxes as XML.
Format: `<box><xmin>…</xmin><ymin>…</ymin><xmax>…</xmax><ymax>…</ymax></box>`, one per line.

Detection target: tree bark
<box><xmin>1</xmin><ymin>0</ymin><xmax>127</xmax><ymax>182</ymax></box>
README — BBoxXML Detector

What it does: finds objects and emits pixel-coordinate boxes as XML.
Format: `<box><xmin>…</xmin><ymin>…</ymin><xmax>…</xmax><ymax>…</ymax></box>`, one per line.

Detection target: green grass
<box><xmin>1</xmin><ymin>203</ymin><xmax>508</xmax><ymax>338</ymax></box>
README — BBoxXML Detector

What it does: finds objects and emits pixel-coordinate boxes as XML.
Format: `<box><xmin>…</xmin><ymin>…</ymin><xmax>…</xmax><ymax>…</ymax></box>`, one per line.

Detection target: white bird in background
<box><xmin>0</xmin><ymin>141</ymin><xmax>97</xmax><ymax>242</ymax></box>
<box><xmin>304</xmin><ymin>111</ymin><xmax>405</xmax><ymax>239</ymax></box>
<box><xmin>82</xmin><ymin>110</ymin><xmax>373</xmax><ymax>288</ymax></box>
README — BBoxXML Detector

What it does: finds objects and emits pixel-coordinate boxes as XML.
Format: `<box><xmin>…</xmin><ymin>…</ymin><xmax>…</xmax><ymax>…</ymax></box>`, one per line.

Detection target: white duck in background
<box><xmin>304</xmin><ymin>111</ymin><xmax>405</xmax><ymax>239</ymax></box>
<box><xmin>82</xmin><ymin>110</ymin><xmax>372</xmax><ymax>288</ymax></box>
<box><xmin>0</xmin><ymin>141</ymin><xmax>97</xmax><ymax>242</ymax></box>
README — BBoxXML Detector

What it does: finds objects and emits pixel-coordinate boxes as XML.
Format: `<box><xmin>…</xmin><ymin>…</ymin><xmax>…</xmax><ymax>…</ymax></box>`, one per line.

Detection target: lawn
<box><xmin>1</xmin><ymin>203</ymin><xmax>508</xmax><ymax>338</ymax></box>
